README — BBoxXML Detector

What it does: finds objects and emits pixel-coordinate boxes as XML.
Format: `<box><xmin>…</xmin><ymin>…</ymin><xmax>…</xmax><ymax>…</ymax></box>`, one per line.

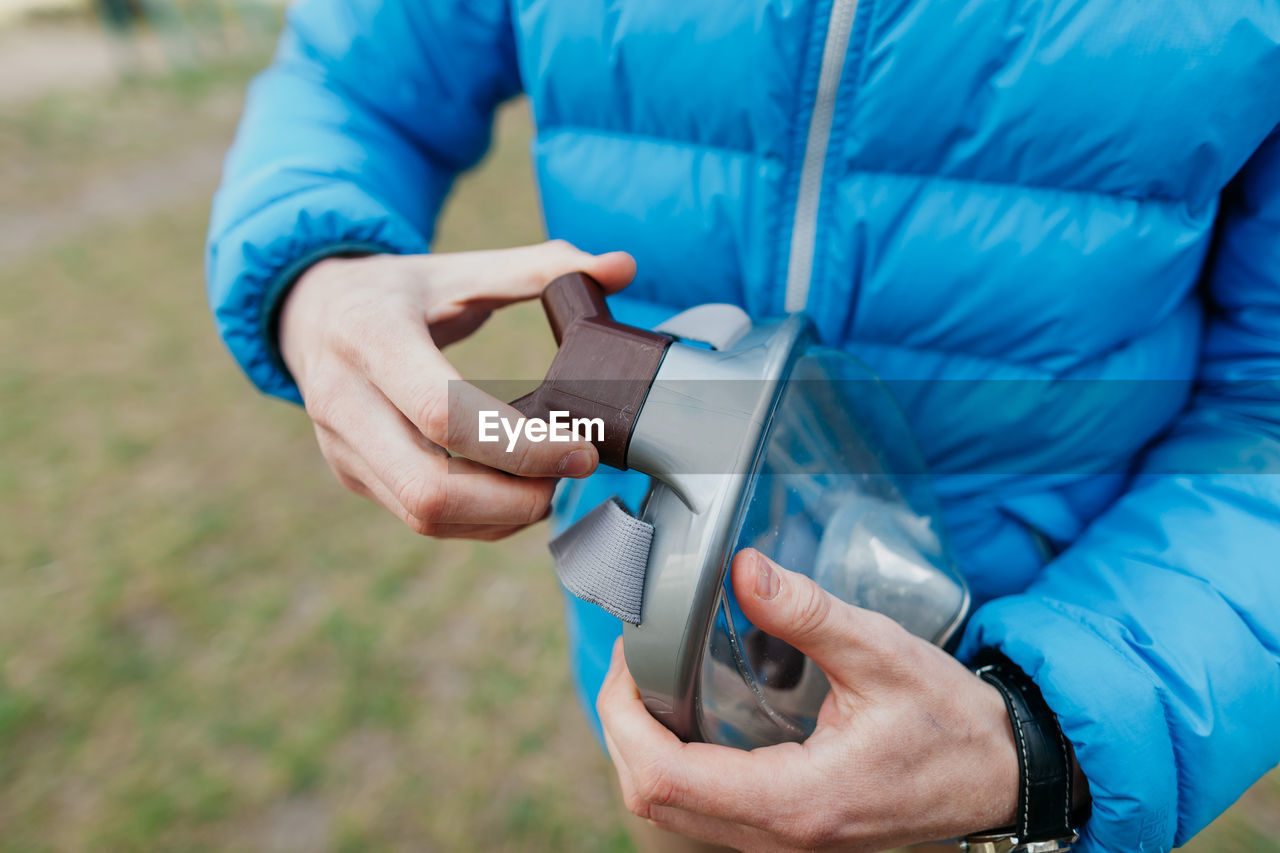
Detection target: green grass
<box><xmin>0</xmin><ymin>37</ymin><xmax>1275</xmax><ymax>853</ymax></box>
<box><xmin>0</xmin><ymin>47</ymin><xmax>271</xmax><ymax>214</ymax></box>
<box><xmin>0</xmin><ymin>55</ymin><xmax>621</xmax><ymax>852</ymax></box>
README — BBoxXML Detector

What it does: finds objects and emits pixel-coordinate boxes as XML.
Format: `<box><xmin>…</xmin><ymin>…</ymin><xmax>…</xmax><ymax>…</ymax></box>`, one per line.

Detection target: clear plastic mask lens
<box><xmin>697</xmin><ymin>347</ymin><xmax>968</xmax><ymax>747</ymax></box>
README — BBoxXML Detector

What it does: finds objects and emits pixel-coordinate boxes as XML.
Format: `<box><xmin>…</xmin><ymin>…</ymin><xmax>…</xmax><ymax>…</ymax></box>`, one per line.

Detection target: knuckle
<box><xmin>790</xmin><ymin>586</ymin><xmax>832</xmax><ymax>639</ymax></box>
<box><xmin>412</xmin><ymin>388</ymin><xmax>452</xmax><ymax>444</ymax></box>
<box><xmin>334</xmin><ymin>470</ymin><xmax>364</xmax><ymax>495</ymax></box>
<box><xmin>507</xmin><ymin>435</ymin><xmax>540</xmax><ymax>474</ymax></box>
<box><xmin>304</xmin><ymin>398</ymin><xmax>339</xmax><ymax>432</ymax></box>
<box><xmin>302</xmin><ymin>381</ymin><xmax>343</xmax><ymax>429</ymax></box>
<box><xmin>531</xmin><ymin>239</ymin><xmax>584</xmax><ymax>285</ymax></box>
<box><xmin>397</xmin><ymin>475</ymin><xmax>448</xmax><ymax>524</ymax></box>
<box><xmin>522</xmin><ymin>481</ymin><xmax>554</xmax><ymax>523</ymax></box>
<box><xmin>405</xmin><ymin>514</ymin><xmax>440</xmax><ymax>537</ymax></box>
<box><xmin>632</xmin><ymin>762</ymin><xmax>677</xmax><ymax>809</ymax></box>
<box><xmin>475</xmin><ymin>525</ymin><xmax>516</xmax><ymax>542</ymax></box>
<box><xmin>312</xmin><ymin>423</ymin><xmax>339</xmax><ymax>454</ymax></box>
<box><xmin>328</xmin><ymin>302</ymin><xmax>380</xmax><ymax>365</ymax></box>
<box><xmin>861</xmin><ymin>609</ymin><xmax>911</xmax><ymax>658</ymax></box>
<box><xmin>622</xmin><ymin>790</ymin><xmax>651</xmax><ymax>820</ymax></box>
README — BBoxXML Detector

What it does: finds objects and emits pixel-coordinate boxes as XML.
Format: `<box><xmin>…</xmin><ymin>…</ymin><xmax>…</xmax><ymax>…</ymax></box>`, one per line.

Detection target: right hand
<box><xmin>279</xmin><ymin>241</ymin><xmax>636</xmax><ymax>540</ymax></box>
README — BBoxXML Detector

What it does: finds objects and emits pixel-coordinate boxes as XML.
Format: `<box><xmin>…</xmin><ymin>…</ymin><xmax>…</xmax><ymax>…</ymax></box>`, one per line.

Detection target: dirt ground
<box><xmin>0</xmin><ymin>22</ymin><xmax>132</xmax><ymax>104</ymax></box>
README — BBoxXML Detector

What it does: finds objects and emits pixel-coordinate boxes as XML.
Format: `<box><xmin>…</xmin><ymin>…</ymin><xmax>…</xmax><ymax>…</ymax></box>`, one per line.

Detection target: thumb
<box><xmin>730</xmin><ymin>548</ymin><xmax>898</xmax><ymax>685</ymax></box>
<box><xmin>576</xmin><ymin>246</ymin><xmax>637</xmax><ymax>292</ymax></box>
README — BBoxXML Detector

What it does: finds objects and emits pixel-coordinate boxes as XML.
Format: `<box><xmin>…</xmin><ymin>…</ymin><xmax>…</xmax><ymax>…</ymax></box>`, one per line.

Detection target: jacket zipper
<box><xmin>783</xmin><ymin>0</ymin><xmax>859</xmax><ymax>313</ymax></box>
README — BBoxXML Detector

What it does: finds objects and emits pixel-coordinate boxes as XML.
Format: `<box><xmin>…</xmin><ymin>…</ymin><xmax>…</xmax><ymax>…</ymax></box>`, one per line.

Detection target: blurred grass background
<box><xmin>0</xmin><ymin>9</ymin><xmax>1276</xmax><ymax>852</ymax></box>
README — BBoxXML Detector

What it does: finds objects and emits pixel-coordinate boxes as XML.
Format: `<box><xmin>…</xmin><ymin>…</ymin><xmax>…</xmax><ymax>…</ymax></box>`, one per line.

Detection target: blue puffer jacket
<box><xmin>206</xmin><ymin>1</ymin><xmax>1280</xmax><ymax>849</ymax></box>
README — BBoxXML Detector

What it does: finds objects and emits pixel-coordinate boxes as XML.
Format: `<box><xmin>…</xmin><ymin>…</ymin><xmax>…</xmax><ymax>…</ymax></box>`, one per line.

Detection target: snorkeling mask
<box><xmin>513</xmin><ymin>273</ymin><xmax>969</xmax><ymax>749</ymax></box>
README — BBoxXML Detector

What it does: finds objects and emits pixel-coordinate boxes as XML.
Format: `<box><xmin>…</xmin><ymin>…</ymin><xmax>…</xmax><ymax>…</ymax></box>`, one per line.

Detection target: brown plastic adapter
<box><xmin>510</xmin><ymin>272</ymin><xmax>672</xmax><ymax>470</ymax></box>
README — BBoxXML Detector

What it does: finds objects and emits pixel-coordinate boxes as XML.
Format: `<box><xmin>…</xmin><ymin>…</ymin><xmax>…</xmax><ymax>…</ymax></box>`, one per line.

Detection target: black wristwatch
<box><xmin>962</xmin><ymin>650</ymin><xmax>1080</xmax><ymax>852</ymax></box>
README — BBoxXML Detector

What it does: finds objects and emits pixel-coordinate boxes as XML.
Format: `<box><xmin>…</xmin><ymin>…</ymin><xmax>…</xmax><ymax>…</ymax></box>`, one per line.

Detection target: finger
<box><xmin>322</xmin><ymin>428</ymin><xmax>543</xmax><ymax>539</ymax></box>
<box><xmin>448</xmin><ymin>379</ymin><xmax>603</xmax><ymax>478</ymax></box>
<box><xmin>597</xmin><ymin>643</ymin><xmax>668</xmax><ymax>824</ymax></box>
<box><xmin>422</xmin><ymin>241</ymin><xmax>636</xmax><ymax>302</ymax></box>
<box><xmin>357</xmin><ymin>325</ymin><xmax>601</xmax><ymax>479</ymax></box>
<box><xmin>599</xmin><ymin>642</ymin><xmax>647</xmax><ymax>817</ymax></box>
<box><xmin>596</xmin><ymin>640</ymin><xmax>804</xmax><ymax>829</ymax></box>
<box><xmin>602</xmin><ymin>726</ymin><xmax>637</xmax><ymax>803</ymax></box>
<box><xmin>729</xmin><ymin>549</ymin><xmax>909</xmax><ymax>687</ymax></box>
<box><xmin>474</xmin><ymin>241</ymin><xmax>635</xmax><ymax>295</ymax></box>
<box><xmin>312</xmin><ymin>383</ymin><xmax>559</xmax><ymax>527</ymax></box>
<box><xmin>429</xmin><ymin>522</ymin><xmax>530</xmax><ymax>541</ymax></box>
<box><xmin>421</xmin><ymin>245</ymin><xmax>636</xmax><ymax>347</ymax></box>
<box><xmin>646</xmin><ymin>805</ymin><xmax>764</xmax><ymax>851</ymax></box>
<box><xmin>318</xmin><ymin>421</ymin><xmax>419</xmax><ymax>512</ymax></box>
<box><xmin>602</xmin><ymin>719</ymin><xmax>643</xmax><ymax>818</ymax></box>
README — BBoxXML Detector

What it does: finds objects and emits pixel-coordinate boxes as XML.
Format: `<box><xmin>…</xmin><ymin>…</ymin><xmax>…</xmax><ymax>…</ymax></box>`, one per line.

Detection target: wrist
<box><xmin>973</xmin><ymin>676</ymin><xmax>1022</xmax><ymax>832</ymax></box>
<box><xmin>968</xmin><ymin>650</ymin><xmax>1081</xmax><ymax>847</ymax></box>
<box><xmin>278</xmin><ymin>255</ymin><xmax>370</xmax><ymax>385</ymax></box>
<box><xmin>269</xmin><ymin>246</ymin><xmax>387</xmax><ymax>385</ymax></box>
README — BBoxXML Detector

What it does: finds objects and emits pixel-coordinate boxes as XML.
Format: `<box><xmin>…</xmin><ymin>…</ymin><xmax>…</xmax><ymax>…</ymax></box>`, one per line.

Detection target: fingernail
<box><xmin>754</xmin><ymin>555</ymin><xmax>780</xmax><ymax>600</ymax></box>
<box><xmin>557</xmin><ymin>449</ymin><xmax>593</xmax><ymax>478</ymax></box>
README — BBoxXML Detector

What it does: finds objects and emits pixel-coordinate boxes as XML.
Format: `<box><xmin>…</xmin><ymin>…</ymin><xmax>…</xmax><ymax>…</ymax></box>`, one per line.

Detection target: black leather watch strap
<box><xmin>974</xmin><ymin>649</ymin><xmax>1075</xmax><ymax>844</ymax></box>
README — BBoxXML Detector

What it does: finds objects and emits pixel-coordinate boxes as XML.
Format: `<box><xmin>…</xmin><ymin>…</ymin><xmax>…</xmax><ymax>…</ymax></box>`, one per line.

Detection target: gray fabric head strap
<box><xmin>549</xmin><ymin>497</ymin><xmax>653</xmax><ymax>625</ymax></box>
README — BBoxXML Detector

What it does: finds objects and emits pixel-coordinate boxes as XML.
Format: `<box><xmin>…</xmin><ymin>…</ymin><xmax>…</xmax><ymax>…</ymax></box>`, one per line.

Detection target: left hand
<box><xmin>597</xmin><ymin>548</ymin><xmax>1019</xmax><ymax>851</ymax></box>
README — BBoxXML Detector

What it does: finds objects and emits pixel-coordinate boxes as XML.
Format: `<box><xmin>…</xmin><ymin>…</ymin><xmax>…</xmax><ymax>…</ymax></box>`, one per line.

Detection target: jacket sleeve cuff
<box><xmin>206</xmin><ymin>182</ymin><xmax>430</xmax><ymax>404</ymax></box>
<box><xmin>958</xmin><ymin>596</ymin><xmax>1179</xmax><ymax>853</ymax></box>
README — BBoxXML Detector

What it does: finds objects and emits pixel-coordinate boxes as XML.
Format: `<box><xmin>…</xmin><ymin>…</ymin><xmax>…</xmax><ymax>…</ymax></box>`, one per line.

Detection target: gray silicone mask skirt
<box><xmin>526</xmin><ymin>274</ymin><xmax>969</xmax><ymax>749</ymax></box>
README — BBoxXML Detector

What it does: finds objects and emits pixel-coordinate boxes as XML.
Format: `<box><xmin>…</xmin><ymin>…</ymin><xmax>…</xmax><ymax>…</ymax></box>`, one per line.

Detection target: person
<box><xmin>205</xmin><ymin>1</ymin><xmax>1280</xmax><ymax>850</ymax></box>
